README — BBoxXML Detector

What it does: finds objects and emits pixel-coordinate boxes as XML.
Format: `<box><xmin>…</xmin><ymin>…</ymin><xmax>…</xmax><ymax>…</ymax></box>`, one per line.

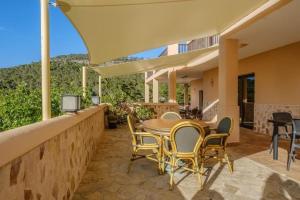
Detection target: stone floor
<box><xmin>73</xmin><ymin>126</ymin><xmax>300</xmax><ymax>200</ymax></box>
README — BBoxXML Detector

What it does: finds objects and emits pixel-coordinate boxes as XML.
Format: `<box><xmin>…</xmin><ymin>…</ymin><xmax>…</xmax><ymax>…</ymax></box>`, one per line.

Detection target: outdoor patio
<box><xmin>73</xmin><ymin>126</ymin><xmax>300</xmax><ymax>200</ymax></box>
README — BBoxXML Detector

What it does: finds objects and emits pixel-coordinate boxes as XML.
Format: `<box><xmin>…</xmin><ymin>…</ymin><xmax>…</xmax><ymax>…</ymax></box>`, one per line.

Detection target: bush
<box><xmin>0</xmin><ymin>83</ymin><xmax>93</xmax><ymax>132</ymax></box>
<box><xmin>135</xmin><ymin>105</ymin><xmax>154</xmax><ymax>121</ymax></box>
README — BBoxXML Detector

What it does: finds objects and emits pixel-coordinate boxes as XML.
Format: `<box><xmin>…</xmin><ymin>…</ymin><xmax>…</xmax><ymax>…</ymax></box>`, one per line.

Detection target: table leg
<box><xmin>272</xmin><ymin>125</ymin><xmax>278</xmax><ymax>160</ymax></box>
<box><xmin>158</xmin><ymin>135</ymin><xmax>165</xmax><ymax>174</ymax></box>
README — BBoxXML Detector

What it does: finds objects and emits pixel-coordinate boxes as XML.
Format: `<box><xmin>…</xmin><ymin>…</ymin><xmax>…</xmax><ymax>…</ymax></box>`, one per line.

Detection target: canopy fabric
<box><xmin>89</xmin><ymin>46</ymin><xmax>218</xmax><ymax>77</ymax></box>
<box><xmin>58</xmin><ymin>0</ymin><xmax>267</xmax><ymax>64</ymax></box>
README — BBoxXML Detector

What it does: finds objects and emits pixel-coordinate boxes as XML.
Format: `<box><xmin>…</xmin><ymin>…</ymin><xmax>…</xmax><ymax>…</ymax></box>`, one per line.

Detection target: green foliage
<box><xmin>0</xmin><ymin>54</ymin><xmax>185</xmax><ymax>132</ymax></box>
<box><xmin>101</xmin><ymin>74</ymin><xmax>144</xmax><ymax>106</ymax></box>
<box><xmin>0</xmin><ymin>83</ymin><xmax>42</xmax><ymax>131</ymax></box>
<box><xmin>135</xmin><ymin>106</ymin><xmax>154</xmax><ymax>120</ymax></box>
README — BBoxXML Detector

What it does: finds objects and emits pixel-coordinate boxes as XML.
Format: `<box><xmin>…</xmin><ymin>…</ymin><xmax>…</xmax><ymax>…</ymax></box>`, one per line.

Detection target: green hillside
<box><xmin>0</xmin><ymin>54</ymin><xmax>184</xmax><ymax>131</ymax></box>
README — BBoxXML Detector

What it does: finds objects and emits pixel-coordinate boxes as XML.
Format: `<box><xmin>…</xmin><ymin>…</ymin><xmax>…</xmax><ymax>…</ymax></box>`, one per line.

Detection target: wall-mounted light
<box><xmin>210</xmin><ymin>78</ymin><xmax>214</xmax><ymax>87</ymax></box>
<box><xmin>61</xmin><ymin>95</ymin><xmax>81</xmax><ymax>112</ymax></box>
<box><xmin>92</xmin><ymin>96</ymin><xmax>101</xmax><ymax>105</ymax></box>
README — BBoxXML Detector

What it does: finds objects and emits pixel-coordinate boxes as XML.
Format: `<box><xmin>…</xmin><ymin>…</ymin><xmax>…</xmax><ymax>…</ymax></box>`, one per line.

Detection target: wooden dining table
<box><xmin>142</xmin><ymin>118</ymin><xmax>209</xmax><ymax>173</ymax></box>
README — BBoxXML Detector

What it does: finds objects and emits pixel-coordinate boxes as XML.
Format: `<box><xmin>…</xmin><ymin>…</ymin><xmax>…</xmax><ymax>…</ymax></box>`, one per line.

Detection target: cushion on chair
<box><xmin>142</xmin><ymin>136</ymin><xmax>157</xmax><ymax>144</ymax></box>
<box><xmin>161</xmin><ymin>112</ymin><xmax>182</xmax><ymax>120</ymax></box>
<box><xmin>206</xmin><ymin>117</ymin><xmax>232</xmax><ymax>146</ymax></box>
<box><xmin>174</xmin><ymin>126</ymin><xmax>200</xmax><ymax>152</ymax></box>
<box><xmin>217</xmin><ymin>117</ymin><xmax>232</xmax><ymax>134</ymax></box>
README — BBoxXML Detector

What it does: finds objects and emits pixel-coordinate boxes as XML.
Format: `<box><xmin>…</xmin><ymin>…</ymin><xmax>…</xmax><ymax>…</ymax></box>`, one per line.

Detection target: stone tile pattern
<box><xmin>142</xmin><ymin>103</ymin><xmax>179</xmax><ymax>118</ymax></box>
<box><xmin>254</xmin><ymin>104</ymin><xmax>300</xmax><ymax>135</ymax></box>
<box><xmin>0</xmin><ymin>109</ymin><xmax>105</xmax><ymax>200</ymax></box>
<box><xmin>73</xmin><ymin>126</ymin><xmax>300</xmax><ymax>200</ymax></box>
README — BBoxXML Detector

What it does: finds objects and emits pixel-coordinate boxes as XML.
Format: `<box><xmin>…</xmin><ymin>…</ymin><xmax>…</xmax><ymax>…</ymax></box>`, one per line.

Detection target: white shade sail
<box><xmin>90</xmin><ymin>46</ymin><xmax>218</xmax><ymax>77</ymax></box>
<box><xmin>57</xmin><ymin>0</ymin><xmax>267</xmax><ymax>64</ymax></box>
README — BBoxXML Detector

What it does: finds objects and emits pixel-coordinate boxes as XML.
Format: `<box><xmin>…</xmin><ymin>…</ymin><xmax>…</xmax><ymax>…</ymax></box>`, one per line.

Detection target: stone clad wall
<box><xmin>254</xmin><ymin>104</ymin><xmax>300</xmax><ymax>135</ymax></box>
<box><xmin>0</xmin><ymin>106</ymin><xmax>106</xmax><ymax>200</ymax></box>
<box><xmin>142</xmin><ymin>103</ymin><xmax>179</xmax><ymax>118</ymax></box>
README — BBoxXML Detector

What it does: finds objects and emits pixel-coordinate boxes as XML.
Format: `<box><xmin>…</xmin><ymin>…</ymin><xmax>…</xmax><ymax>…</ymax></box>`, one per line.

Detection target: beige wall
<box><xmin>190</xmin><ymin>68</ymin><xmax>219</xmax><ymax>122</ymax></box>
<box><xmin>190</xmin><ymin>79</ymin><xmax>202</xmax><ymax>109</ymax></box>
<box><xmin>239</xmin><ymin>41</ymin><xmax>300</xmax><ymax>105</ymax></box>
<box><xmin>202</xmin><ymin>68</ymin><xmax>219</xmax><ymax>109</ymax></box>
<box><xmin>190</xmin><ymin>41</ymin><xmax>300</xmax><ymax>133</ymax></box>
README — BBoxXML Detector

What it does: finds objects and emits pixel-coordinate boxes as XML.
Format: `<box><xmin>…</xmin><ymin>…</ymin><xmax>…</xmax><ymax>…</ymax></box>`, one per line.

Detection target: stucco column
<box><xmin>184</xmin><ymin>83</ymin><xmax>189</xmax><ymax>105</ymax></box>
<box><xmin>82</xmin><ymin>66</ymin><xmax>87</xmax><ymax>98</ymax></box>
<box><xmin>168</xmin><ymin>69</ymin><xmax>177</xmax><ymax>103</ymax></box>
<box><xmin>41</xmin><ymin>0</ymin><xmax>51</xmax><ymax>120</ymax></box>
<box><xmin>218</xmin><ymin>39</ymin><xmax>240</xmax><ymax>143</ymax></box>
<box><xmin>98</xmin><ymin>75</ymin><xmax>102</xmax><ymax>98</ymax></box>
<box><xmin>144</xmin><ymin>72</ymin><xmax>150</xmax><ymax>103</ymax></box>
<box><xmin>144</xmin><ymin>83</ymin><xmax>150</xmax><ymax>103</ymax></box>
<box><xmin>153</xmin><ymin>79</ymin><xmax>159</xmax><ymax>103</ymax></box>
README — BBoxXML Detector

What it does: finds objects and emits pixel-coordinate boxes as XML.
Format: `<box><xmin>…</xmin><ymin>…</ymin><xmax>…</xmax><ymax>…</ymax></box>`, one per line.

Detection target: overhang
<box><xmin>58</xmin><ymin>0</ymin><xmax>267</xmax><ymax>64</ymax></box>
<box><xmin>90</xmin><ymin>46</ymin><xmax>218</xmax><ymax>77</ymax></box>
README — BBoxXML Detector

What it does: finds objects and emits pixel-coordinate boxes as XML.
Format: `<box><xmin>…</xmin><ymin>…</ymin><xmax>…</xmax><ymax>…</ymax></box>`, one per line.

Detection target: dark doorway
<box><xmin>238</xmin><ymin>74</ymin><xmax>255</xmax><ymax>129</ymax></box>
<box><xmin>199</xmin><ymin>90</ymin><xmax>203</xmax><ymax>111</ymax></box>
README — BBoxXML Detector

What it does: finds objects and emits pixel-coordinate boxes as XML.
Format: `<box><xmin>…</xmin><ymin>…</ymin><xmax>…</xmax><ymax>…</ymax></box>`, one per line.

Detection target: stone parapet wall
<box><xmin>142</xmin><ymin>103</ymin><xmax>179</xmax><ymax>118</ymax></box>
<box><xmin>0</xmin><ymin>105</ymin><xmax>106</xmax><ymax>200</ymax></box>
<box><xmin>254</xmin><ymin>104</ymin><xmax>300</xmax><ymax>135</ymax></box>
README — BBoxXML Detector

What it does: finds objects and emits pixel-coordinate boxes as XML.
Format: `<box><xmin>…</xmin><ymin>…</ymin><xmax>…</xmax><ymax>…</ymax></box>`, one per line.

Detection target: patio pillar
<box><xmin>82</xmin><ymin>66</ymin><xmax>87</xmax><ymax>98</ymax></box>
<box><xmin>98</xmin><ymin>75</ymin><xmax>102</xmax><ymax>99</ymax></box>
<box><xmin>41</xmin><ymin>0</ymin><xmax>51</xmax><ymax>120</ymax></box>
<box><xmin>184</xmin><ymin>83</ymin><xmax>189</xmax><ymax>105</ymax></box>
<box><xmin>218</xmin><ymin>38</ymin><xmax>240</xmax><ymax>143</ymax></box>
<box><xmin>153</xmin><ymin>79</ymin><xmax>159</xmax><ymax>103</ymax></box>
<box><xmin>144</xmin><ymin>72</ymin><xmax>150</xmax><ymax>103</ymax></box>
<box><xmin>168</xmin><ymin>69</ymin><xmax>176</xmax><ymax>103</ymax></box>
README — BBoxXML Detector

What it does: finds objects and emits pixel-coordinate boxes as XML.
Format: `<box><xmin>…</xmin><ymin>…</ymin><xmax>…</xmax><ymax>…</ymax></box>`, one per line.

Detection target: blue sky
<box><xmin>0</xmin><ymin>1</ymin><xmax>164</xmax><ymax>68</ymax></box>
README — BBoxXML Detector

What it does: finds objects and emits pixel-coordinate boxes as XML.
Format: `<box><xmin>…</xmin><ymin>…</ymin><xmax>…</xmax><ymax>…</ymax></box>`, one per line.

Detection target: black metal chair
<box><xmin>269</xmin><ymin>112</ymin><xmax>293</xmax><ymax>154</ymax></box>
<box><xmin>287</xmin><ymin>119</ymin><xmax>300</xmax><ymax>170</ymax></box>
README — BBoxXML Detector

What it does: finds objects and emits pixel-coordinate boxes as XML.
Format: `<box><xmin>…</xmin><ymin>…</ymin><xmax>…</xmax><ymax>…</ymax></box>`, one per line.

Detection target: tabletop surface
<box><xmin>142</xmin><ymin>118</ymin><xmax>208</xmax><ymax>135</ymax></box>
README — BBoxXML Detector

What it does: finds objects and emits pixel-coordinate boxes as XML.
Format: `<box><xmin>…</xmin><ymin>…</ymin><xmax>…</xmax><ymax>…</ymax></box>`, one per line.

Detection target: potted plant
<box><xmin>107</xmin><ymin>107</ymin><xmax>118</xmax><ymax>129</ymax></box>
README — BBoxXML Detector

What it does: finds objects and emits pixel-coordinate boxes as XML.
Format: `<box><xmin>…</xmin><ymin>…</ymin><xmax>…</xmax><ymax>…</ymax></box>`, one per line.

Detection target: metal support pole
<box><xmin>82</xmin><ymin>66</ymin><xmax>87</xmax><ymax>98</ymax></box>
<box><xmin>98</xmin><ymin>75</ymin><xmax>102</xmax><ymax>98</ymax></box>
<box><xmin>41</xmin><ymin>0</ymin><xmax>51</xmax><ymax>120</ymax></box>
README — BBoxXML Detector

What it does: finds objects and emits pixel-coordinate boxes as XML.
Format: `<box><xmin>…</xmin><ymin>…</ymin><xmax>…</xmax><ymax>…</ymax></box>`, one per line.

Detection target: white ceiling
<box><xmin>233</xmin><ymin>0</ymin><xmax>300</xmax><ymax>59</ymax></box>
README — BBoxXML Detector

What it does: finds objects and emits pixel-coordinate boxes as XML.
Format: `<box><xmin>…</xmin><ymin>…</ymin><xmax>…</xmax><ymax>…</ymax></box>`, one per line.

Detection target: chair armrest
<box><xmin>134</xmin><ymin>132</ymin><xmax>156</xmax><ymax>137</ymax></box>
<box><xmin>162</xmin><ymin>136</ymin><xmax>172</xmax><ymax>154</ymax></box>
<box><xmin>203</xmin><ymin>133</ymin><xmax>228</xmax><ymax>146</ymax></box>
<box><xmin>134</xmin><ymin>132</ymin><xmax>160</xmax><ymax>143</ymax></box>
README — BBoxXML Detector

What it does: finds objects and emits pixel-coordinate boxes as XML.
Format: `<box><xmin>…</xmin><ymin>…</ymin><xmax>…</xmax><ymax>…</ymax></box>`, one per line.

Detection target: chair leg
<box><xmin>127</xmin><ymin>153</ymin><xmax>136</xmax><ymax>174</ymax></box>
<box><xmin>287</xmin><ymin>143</ymin><xmax>294</xmax><ymax>171</ymax></box>
<box><xmin>169</xmin><ymin>157</ymin><xmax>176</xmax><ymax>190</ymax></box>
<box><xmin>195</xmin><ymin>157</ymin><xmax>203</xmax><ymax>190</ymax></box>
<box><xmin>287</xmin><ymin>153</ymin><xmax>293</xmax><ymax>171</ymax></box>
<box><xmin>161</xmin><ymin>151</ymin><xmax>165</xmax><ymax>174</ymax></box>
<box><xmin>216</xmin><ymin>150</ymin><xmax>222</xmax><ymax>165</ymax></box>
<box><xmin>224</xmin><ymin>153</ymin><xmax>233</xmax><ymax>174</ymax></box>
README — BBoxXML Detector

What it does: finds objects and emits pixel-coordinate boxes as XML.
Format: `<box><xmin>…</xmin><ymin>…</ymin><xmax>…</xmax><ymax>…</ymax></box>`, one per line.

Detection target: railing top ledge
<box><xmin>0</xmin><ymin>104</ymin><xmax>107</xmax><ymax>168</ymax></box>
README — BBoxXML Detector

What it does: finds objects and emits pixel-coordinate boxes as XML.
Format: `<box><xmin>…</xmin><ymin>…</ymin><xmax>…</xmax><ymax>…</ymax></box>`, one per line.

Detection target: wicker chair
<box><xmin>127</xmin><ymin>115</ymin><xmax>160</xmax><ymax>173</ymax></box>
<box><xmin>161</xmin><ymin>112</ymin><xmax>182</xmax><ymax>120</ymax></box>
<box><xmin>163</xmin><ymin>121</ymin><xmax>206</xmax><ymax>190</ymax></box>
<box><xmin>201</xmin><ymin>117</ymin><xmax>234</xmax><ymax>173</ymax></box>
